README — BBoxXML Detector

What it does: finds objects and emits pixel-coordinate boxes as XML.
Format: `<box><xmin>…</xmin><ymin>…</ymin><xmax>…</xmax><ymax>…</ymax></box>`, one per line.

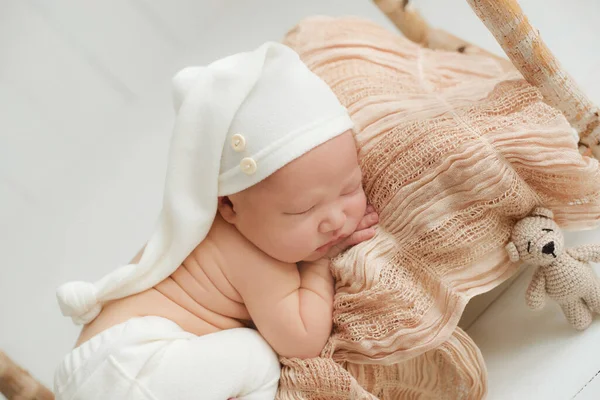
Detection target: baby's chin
<box><xmin>274</xmin><ymin>252</ymin><xmax>323</xmax><ymax>264</ymax></box>
<box><xmin>301</xmin><ymin>251</ymin><xmax>326</xmax><ymax>263</ymax></box>
<box><xmin>268</xmin><ymin>250</ymin><xmax>324</xmax><ymax>264</ymax></box>
<box><xmin>245</xmin><ymin>235</ymin><xmax>320</xmax><ymax>264</ymax></box>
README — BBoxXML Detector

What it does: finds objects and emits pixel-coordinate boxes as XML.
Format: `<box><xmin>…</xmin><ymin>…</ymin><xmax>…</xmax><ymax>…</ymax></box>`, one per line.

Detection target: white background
<box><xmin>1</xmin><ymin>1</ymin><xmax>599</xmax><ymax>398</ymax></box>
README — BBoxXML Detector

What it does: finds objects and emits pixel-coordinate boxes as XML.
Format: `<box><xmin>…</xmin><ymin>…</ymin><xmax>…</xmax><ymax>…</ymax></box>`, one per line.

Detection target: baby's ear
<box><xmin>506</xmin><ymin>242</ymin><xmax>520</xmax><ymax>263</ymax></box>
<box><xmin>531</xmin><ymin>207</ymin><xmax>554</xmax><ymax>220</ymax></box>
<box><xmin>217</xmin><ymin>196</ymin><xmax>237</xmax><ymax>224</ymax></box>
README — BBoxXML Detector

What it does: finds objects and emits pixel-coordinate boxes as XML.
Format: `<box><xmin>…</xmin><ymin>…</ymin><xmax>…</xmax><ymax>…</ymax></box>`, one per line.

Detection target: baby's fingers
<box><xmin>344</xmin><ymin>227</ymin><xmax>376</xmax><ymax>247</ymax></box>
<box><xmin>355</xmin><ymin>211</ymin><xmax>379</xmax><ymax>231</ymax></box>
<box><xmin>326</xmin><ymin>226</ymin><xmax>377</xmax><ymax>259</ymax></box>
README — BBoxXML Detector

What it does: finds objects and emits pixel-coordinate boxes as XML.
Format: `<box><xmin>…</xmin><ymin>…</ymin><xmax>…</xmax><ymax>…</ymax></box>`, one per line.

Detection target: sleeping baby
<box><xmin>53</xmin><ymin>41</ymin><xmax>378</xmax><ymax>399</ymax></box>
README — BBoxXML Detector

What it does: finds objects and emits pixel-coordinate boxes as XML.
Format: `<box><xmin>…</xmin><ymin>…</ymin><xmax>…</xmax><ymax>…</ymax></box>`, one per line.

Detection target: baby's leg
<box><xmin>143</xmin><ymin>327</ymin><xmax>280</xmax><ymax>400</ymax></box>
<box><xmin>560</xmin><ymin>299</ymin><xmax>593</xmax><ymax>330</ymax></box>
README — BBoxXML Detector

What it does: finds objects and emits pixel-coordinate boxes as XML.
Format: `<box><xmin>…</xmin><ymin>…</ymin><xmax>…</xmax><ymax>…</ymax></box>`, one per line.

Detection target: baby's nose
<box><xmin>319</xmin><ymin>210</ymin><xmax>346</xmax><ymax>233</ymax></box>
<box><xmin>542</xmin><ymin>241</ymin><xmax>555</xmax><ymax>255</ymax></box>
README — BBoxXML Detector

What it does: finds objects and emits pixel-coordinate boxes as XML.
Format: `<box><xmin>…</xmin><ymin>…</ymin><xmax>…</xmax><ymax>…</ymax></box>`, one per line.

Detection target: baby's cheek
<box><xmin>281</xmin><ymin>222</ymin><xmax>315</xmax><ymax>250</ymax></box>
<box><xmin>351</xmin><ymin>190</ymin><xmax>368</xmax><ymax>218</ymax></box>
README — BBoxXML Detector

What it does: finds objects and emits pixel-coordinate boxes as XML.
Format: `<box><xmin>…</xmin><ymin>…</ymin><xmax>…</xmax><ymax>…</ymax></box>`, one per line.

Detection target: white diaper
<box><xmin>54</xmin><ymin>316</ymin><xmax>280</xmax><ymax>400</ymax></box>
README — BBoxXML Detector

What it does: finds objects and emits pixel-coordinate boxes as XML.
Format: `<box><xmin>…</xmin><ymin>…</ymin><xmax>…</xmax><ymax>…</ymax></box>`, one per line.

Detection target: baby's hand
<box><xmin>326</xmin><ymin>205</ymin><xmax>378</xmax><ymax>259</ymax></box>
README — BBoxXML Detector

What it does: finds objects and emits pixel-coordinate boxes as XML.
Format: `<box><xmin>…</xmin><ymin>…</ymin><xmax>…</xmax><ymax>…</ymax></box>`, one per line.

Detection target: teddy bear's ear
<box><xmin>506</xmin><ymin>242</ymin><xmax>520</xmax><ymax>263</ymax></box>
<box><xmin>531</xmin><ymin>207</ymin><xmax>554</xmax><ymax>220</ymax></box>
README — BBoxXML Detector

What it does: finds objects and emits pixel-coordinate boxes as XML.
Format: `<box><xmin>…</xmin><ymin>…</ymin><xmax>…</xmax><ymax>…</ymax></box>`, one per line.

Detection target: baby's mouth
<box><xmin>316</xmin><ymin>235</ymin><xmax>346</xmax><ymax>252</ymax></box>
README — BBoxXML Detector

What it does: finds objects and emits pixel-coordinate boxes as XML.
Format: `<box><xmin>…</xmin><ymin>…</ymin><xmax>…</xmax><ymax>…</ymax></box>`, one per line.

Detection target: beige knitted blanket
<box><xmin>276</xmin><ymin>17</ymin><xmax>600</xmax><ymax>399</ymax></box>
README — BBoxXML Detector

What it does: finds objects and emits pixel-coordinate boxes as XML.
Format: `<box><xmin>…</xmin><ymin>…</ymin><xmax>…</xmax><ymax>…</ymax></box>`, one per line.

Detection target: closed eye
<box><xmin>527</xmin><ymin>241</ymin><xmax>531</xmax><ymax>253</ymax></box>
<box><xmin>542</xmin><ymin>228</ymin><xmax>553</xmax><ymax>232</ymax></box>
<box><xmin>285</xmin><ymin>206</ymin><xmax>314</xmax><ymax>216</ymax></box>
<box><xmin>342</xmin><ymin>182</ymin><xmax>362</xmax><ymax>196</ymax></box>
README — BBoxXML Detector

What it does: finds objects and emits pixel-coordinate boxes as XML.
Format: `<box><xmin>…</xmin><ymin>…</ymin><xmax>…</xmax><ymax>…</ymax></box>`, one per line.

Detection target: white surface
<box><xmin>574</xmin><ymin>370</ymin><xmax>600</xmax><ymax>400</ymax></box>
<box><xmin>1</xmin><ymin>0</ymin><xmax>600</xmax><ymax>397</ymax></box>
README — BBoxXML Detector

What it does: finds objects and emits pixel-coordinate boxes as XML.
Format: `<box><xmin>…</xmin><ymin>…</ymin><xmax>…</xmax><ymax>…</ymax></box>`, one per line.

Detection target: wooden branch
<box><xmin>466</xmin><ymin>0</ymin><xmax>600</xmax><ymax>159</ymax></box>
<box><xmin>372</xmin><ymin>0</ymin><xmax>513</xmax><ymax>71</ymax></box>
<box><xmin>0</xmin><ymin>351</ymin><xmax>54</xmax><ymax>400</ymax></box>
<box><xmin>372</xmin><ymin>0</ymin><xmax>429</xmax><ymax>45</ymax></box>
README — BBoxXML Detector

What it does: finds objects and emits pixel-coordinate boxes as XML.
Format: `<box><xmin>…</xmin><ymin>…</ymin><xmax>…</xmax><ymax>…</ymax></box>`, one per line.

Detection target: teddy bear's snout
<box><xmin>542</xmin><ymin>241</ymin><xmax>556</xmax><ymax>256</ymax></box>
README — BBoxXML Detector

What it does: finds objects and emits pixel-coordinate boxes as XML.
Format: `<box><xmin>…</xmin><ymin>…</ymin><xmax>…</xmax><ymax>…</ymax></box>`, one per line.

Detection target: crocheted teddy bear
<box><xmin>505</xmin><ymin>207</ymin><xmax>600</xmax><ymax>330</ymax></box>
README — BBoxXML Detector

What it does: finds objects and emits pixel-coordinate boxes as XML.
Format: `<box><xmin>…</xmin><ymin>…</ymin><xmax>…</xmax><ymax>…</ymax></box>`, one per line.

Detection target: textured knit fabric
<box><xmin>56</xmin><ymin>41</ymin><xmax>353</xmax><ymax>326</ymax></box>
<box><xmin>54</xmin><ymin>317</ymin><xmax>280</xmax><ymax>400</ymax></box>
<box><xmin>276</xmin><ymin>16</ymin><xmax>600</xmax><ymax>399</ymax></box>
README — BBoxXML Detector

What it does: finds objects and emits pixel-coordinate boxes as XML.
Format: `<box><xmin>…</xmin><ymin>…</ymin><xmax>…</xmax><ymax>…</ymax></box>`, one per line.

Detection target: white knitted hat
<box><xmin>56</xmin><ymin>41</ymin><xmax>354</xmax><ymax>325</ymax></box>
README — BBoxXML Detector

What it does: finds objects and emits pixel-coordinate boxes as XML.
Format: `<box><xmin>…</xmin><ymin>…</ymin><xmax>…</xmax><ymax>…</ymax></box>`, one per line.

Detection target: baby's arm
<box><xmin>230</xmin><ymin>255</ymin><xmax>333</xmax><ymax>359</ymax></box>
<box><xmin>227</xmin><ymin>206</ymin><xmax>377</xmax><ymax>359</ymax></box>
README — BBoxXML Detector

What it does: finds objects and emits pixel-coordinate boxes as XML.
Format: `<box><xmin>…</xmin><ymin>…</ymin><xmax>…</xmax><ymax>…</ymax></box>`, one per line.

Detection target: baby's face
<box><xmin>220</xmin><ymin>131</ymin><xmax>367</xmax><ymax>263</ymax></box>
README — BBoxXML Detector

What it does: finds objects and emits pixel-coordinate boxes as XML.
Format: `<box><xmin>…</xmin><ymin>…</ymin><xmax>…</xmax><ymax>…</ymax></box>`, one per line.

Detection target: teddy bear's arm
<box><xmin>567</xmin><ymin>244</ymin><xmax>600</xmax><ymax>263</ymax></box>
<box><xmin>525</xmin><ymin>268</ymin><xmax>546</xmax><ymax>310</ymax></box>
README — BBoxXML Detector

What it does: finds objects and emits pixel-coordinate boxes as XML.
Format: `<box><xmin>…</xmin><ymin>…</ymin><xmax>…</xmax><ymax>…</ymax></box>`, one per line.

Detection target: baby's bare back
<box><xmin>76</xmin><ymin>217</ymin><xmax>255</xmax><ymax>347</ymax></box>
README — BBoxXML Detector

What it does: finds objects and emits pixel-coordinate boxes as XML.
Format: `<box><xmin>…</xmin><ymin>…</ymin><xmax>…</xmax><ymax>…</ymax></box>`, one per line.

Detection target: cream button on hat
<box><xmin>231</xmin><ymin>134</ymin><xmax>246</xmax><ymax>152</ymax></box>
<box><xmin>240</xmin><ymin>157</ymin><xmax>258</xmax><ymax>175</ymax></box>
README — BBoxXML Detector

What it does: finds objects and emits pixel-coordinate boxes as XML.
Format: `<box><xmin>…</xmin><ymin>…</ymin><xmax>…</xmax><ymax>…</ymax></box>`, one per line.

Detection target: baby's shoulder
<box><xmin>202</xmin><ymin>215</ymin><xmax>272</xmax><ymax>268</ymax></box>
<box><xmin>203</xmin><ymin>215</ymin><xmax>298</xmax><ymax>284</ymax></box>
